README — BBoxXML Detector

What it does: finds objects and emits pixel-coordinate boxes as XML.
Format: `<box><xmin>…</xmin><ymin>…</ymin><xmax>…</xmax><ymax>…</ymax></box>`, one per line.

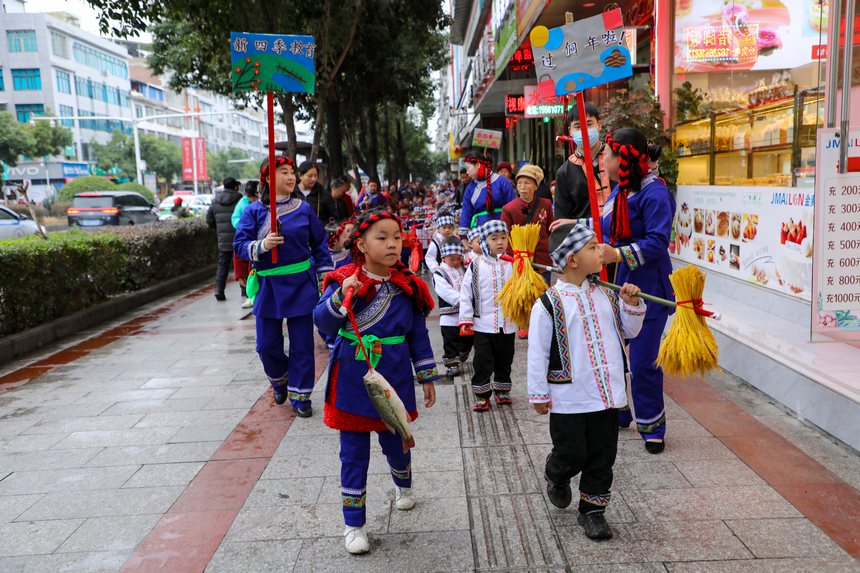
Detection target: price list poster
<box><xmin>812</xmin><ymin>128</ymin><xmax>860</xmax><ymax>341</ymax></box>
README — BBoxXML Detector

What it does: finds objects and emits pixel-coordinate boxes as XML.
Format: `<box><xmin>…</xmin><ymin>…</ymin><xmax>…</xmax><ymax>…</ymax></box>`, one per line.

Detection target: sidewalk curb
<box><xmin>0</xmin><ymin>264</ymin><xmax>216</xmax><ymax>364</ymax></box>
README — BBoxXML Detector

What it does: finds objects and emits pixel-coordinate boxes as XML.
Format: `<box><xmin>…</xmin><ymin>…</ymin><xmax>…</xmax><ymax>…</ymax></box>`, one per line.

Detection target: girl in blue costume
<box><xmin>598</xmin><ymin>128</ymin><xmax>675</xmax><ymax>454</ymax></box>
<box><xmin>313</xmin><ymin>209</ymin><xmax>438</xmax><ymax>555</ymax></box>
<box><xmin>458</xmin><ymin>151</ymin><xmax>517</xmax><ymax>237</ymax></box>
<box><xmin>233</xmin><ymin>156</ymin><xmax>334</xmax><ymax>417</ymax></box>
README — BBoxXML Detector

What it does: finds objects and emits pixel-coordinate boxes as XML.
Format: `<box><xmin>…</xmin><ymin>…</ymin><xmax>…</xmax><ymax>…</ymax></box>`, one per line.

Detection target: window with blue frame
<box><xmin>78</xmin><ymin>110</ymin><xmax>131</xmax><ymax>134</ymax></box>
<box><xmin>16</xmin><ymin>104</ymin><xmax>45</xmax><ymax>123</ymax></box>
<box><xmin>58</xmin><ymin>104</ymin><xmax>75</xmax><ymax>127</ymax></box>
<box><xmin>7</xmin><ymin>30</ymin><xmax>37</xmax><ymax>53</ymax></box>
<box><xmin>12</xmin><ymin>69</ymin><xmax>42</xmax><ymax>90</ymax></box>
<box><xmin>72</xmin><ymin>42</ymin><xmax>128</xmax><ymax>79</ymax></box>
<box><xmin>0</xmin><ymin>68</ymin><xmax>4</xmax><ymax>91</ymax></box>
<box><xmin>56</xmin><ymin>70</ymin><xmax>71</xmax><ymax>94</ymax></box>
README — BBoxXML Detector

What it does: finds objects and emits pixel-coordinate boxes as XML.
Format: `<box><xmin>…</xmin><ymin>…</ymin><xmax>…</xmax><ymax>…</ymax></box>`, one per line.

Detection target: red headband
<box><xmin>347</xmin><ymin>210</ymin><xmax>402</xmax><ymax>263</ymax></box>
<box><xmin>329</xmin><ymin>218</ymin><xmax>355</xmax><ymax>249</ymax></box>
<box><xmin>604</xmin><ymin>133</ymin><xmax>650</xmax><ymax>244</ymax></box>
<box><xmin>259</xmin><ymin>156</ymin><xmax>295</xmax><ymax>187</ymax></box>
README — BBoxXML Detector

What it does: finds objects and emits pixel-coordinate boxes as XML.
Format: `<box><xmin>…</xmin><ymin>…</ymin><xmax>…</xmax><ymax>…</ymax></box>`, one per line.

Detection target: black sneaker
<box><xmin>295</xmin><ymin>405</ymin><xmax>313</xmax><ymax>418</ymax></box>
<box><xmin>273</xmin><ymin>389</ymin><xmax>288</xmax><ymax>405</ymax></box>
<box><xmin>214</xmin><ymin>292</ymin><xmax>226</xmax><ymax>301</ymax></box>
<box><xmin>546</xmin><ymin>478</ymin><xmax>572</xmax><ymax>509</ymax></box>
<box><xmin>445</xmin><ymin>364</ymin><xmax>461</xmax><ymax>378</ymax></box>
<box><xmin>577</xmin><ymin>512</ymin><xmax>613</xmax><ymax>540</ymax></box>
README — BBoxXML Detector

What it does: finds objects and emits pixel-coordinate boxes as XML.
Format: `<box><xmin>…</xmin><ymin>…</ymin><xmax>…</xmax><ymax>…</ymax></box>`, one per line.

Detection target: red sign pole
<box><xmin>575</xmin><ymin>91</ymin><xmax>607</xmax><ymax>280</ymax></box>
<box><xmin>267</xmin><ymin>92</ymin><xmax>278</xmax><ymax>264</ymax></box>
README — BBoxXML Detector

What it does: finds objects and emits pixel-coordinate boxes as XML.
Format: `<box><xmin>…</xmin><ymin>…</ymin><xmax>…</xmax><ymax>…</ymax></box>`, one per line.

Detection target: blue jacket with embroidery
<box><xmin>233</xmin><ymin>198</ymin><xmax>333</xmax><ymax>319</ymax></box>
<box><xmin>600</xmin><ymin>176</ymin><xmax>676</xmax><ymax>307</ymax></box>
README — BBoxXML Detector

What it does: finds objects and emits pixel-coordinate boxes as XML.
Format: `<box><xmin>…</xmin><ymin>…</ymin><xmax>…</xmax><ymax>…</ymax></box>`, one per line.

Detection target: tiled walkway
<box><xmin>0</xmin><ymin>280</ymin><xmax>858</xmax><ymax>572</ymax></box>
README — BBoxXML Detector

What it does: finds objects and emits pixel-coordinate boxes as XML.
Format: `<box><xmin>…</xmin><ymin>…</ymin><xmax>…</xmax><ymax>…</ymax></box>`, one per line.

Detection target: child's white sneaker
<box><xmin>394</xmin><ymin>486</ymin><xmax>416</xmax><ymax>510</ymax></box>
<box><xmin>344</xmin><ymin>526</ymin><xmax>370</xmax><ymax>554</ymax></box>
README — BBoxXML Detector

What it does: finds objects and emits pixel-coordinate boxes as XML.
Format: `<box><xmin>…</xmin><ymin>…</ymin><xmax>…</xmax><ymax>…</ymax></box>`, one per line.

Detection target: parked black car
<box><xmin>67</xmin><ymin>191</ymin><xmax>158</xmax><ymax>227</ymax></box>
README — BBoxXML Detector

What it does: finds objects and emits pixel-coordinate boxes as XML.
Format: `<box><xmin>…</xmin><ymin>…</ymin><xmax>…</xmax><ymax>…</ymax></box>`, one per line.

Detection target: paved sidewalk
<box><xmin>0</xmin><ymin>280</ymin><xmax>858</xmax><ymax>572</ymax></box>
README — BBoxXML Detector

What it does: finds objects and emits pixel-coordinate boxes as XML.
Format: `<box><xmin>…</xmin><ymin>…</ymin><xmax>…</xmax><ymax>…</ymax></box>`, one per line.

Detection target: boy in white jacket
<box><xmin>527</xmin><ymin>223</ymin><xmax>645</xmax><ymax>541</ymax></box>
<box><xmin>459</xmin><ymin>219</ymin><xmax>515</xmax><ymax>411</ymax></box>
<box><xmin>432</xmin><ymin>237</ymin><xmax>474</xmax><ymax>378</ymax></box>
<box><xmin>425</xmin><ymin>213</ymin><xmax>457</xmax><ymax>274</ymax></box>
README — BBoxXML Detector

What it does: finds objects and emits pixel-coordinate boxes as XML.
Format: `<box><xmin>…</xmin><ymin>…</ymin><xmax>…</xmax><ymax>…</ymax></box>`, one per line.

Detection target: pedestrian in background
<box><xmin>207</xmin><ymin>177</ymin><xmax>243</xmax><ymax>301</ymax></box>
<box><xmin>458</xmin><ymin>151</ymin><xmax>517</xmax><ymax>237</ymax></box>
<box><xmin>295</xmin><ymin>161</ymin><xmax>336</xmax><ymax>224</ymax></box>
<box><xmin>330</xmin><ymin>176</ymin><xmax>355</xmax><ymax>222</ymax></box>
<box><xmin>232</xmin><ymin>181</ymin><xmax>259</xmax><ymax>308</ymax></box>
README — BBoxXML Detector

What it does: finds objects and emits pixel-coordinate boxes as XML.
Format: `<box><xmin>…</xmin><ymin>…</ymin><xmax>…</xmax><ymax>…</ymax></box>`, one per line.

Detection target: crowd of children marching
<box><xmin>233</xmin><ymin>119</ymin><xmax>675</xmax><ymax>555</ymax></box>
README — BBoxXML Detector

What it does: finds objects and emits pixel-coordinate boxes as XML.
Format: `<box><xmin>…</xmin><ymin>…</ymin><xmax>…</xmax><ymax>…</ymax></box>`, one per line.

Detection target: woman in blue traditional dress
<box><xmin>233</xmin><ymin>156</ymin><xmax>333</xmax><ymax>417</ymax></box>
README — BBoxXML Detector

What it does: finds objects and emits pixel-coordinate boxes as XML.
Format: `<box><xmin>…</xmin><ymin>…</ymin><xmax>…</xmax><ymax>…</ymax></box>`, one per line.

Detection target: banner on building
<box><xmin>811</xmin><ymin>128</ymin><xmax>860</xmax><ymax>340</ymax></box>
<box><xmin>230</xmin><ymin>32</ymin><xmax>315</xmax><ymax>94</ymax></box>
<box><xmin>529</xmin><ymin>8</ymin><xmax>632</xmax><ymax>96</ymax></box>
<box><xmin>671</xmin><ymin>185</ymin><xmax>815</xmax><ymax>302</ymax></box>
<box><xmin>494</xmin><ymin>0</ymin><xmax>519</xmax><ymax>80</ymax></box>
<box><xmin>182</xmin><ymin>137</ymin><xmax>208</xmax><ymax>181</ymax></box>
<box><xmin>472</xmin><ymin>128</ymin><xmax>503</xmax><ymax>149</ymax></box>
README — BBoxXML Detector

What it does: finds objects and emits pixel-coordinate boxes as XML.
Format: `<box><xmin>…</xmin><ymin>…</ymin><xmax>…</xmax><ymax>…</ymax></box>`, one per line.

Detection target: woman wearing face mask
<box><xmin>295</xmin><ymin>160</ymin><xmax>337</xmax><ymax>224</ymax></box>
<box><xmin>552</xmin><ymin>103</ymin><xmax>615</xmax><ymax>224</ymax></box>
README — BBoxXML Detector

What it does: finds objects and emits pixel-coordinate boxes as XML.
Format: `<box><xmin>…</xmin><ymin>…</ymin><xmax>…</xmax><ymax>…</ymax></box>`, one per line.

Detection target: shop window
<box><xmin>7</xmin><ymin>30</ymin><xmax>37</xmax><ymax>53</ymax></box>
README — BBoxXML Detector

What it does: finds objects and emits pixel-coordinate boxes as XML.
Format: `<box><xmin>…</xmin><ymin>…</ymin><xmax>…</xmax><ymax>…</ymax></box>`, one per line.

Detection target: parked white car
<box><xmin>0</xmin><ymin>205</ymin><xmax>44</xmax><ymax>239</ymax></box>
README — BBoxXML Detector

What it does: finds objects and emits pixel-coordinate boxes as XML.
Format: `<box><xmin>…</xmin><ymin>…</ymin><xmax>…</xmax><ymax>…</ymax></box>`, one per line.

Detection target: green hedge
<box><xmin>58</xmin><ymin>176</ymin><xmax>117</xmax><ymax>201</ymax></box>
<box><xmin>0</xmin><ymin>219</ymin><xmax>217</xmax><ymax>337</ymax></box>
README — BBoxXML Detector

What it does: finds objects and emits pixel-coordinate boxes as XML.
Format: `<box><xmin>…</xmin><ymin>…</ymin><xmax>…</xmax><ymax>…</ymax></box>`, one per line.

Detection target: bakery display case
<box><xmin>673</xmin><ymin>88</ymin><xmax>823</xmax><ymax>187</ymax></box>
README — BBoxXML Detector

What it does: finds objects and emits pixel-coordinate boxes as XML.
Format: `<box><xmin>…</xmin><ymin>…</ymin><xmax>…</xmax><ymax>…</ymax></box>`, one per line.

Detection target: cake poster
<box><xmin>671</xmin><ymin>185</ymin><xmax>815</xmax><ymax>301</ymax></box>
<box><xmin>674</xmin><ymin>0</ymin><xmax>827</xmax><ymax>72</ymax></box>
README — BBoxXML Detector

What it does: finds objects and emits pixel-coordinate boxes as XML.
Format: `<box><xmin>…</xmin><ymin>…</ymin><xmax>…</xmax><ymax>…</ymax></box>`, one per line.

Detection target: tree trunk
<box><xmin>326</xmin><ymin>90</ymin><xmax>344</xmax><ymax>177</ymax></box>
<box><xmin>278</xmin><ymin>94</ymin><xmax>298</xmax><ymax>159</ymax></box>
<box><xmin>396</xmin><ymin>115</ymin><xmax>407</xmax><ymax>182</ymax></box>
<box><xmin>309</xmin><ymin>98</ymin><xmax>327</xmax><ymax>162</ymax></box>
<box><xmin>368</xmin><ymin>107</ymin><xmax>380</xmax><ymax>180</ymax></box>
<box><xmin>383</xmin><ymin>104</ymin><xmax>392</xmax><ymax>184</ymax></box>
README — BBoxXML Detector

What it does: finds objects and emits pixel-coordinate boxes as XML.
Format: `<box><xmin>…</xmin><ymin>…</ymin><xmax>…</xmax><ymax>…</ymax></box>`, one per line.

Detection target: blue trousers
<box><xmin>255</xmin><ymin>314</ymin><xmax>315</xmax><ymax>408</ymax></box>
<box><xmin>619</xmin><ymin>308</ymin><xmax>669</xmax><ymax>440</ymax></box>
<box><xmin>340</xmin><ymin>430</ymin><xmax>412</xmax><ymax>527</ymax></box>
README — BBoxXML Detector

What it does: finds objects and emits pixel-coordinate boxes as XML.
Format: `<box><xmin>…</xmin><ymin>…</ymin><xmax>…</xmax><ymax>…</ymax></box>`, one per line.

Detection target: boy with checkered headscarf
<box><xmin>458</xmin><ymin>219</ymin><xmax>516</xmax><ymax>411</ymax></box>
<box><xmin>527</xmin><ymin>223</ymin><xmax>646</xmax><ymax>541</ymax></box>
<box><xmin>425</xmin><ymin>212</ymin><xmax>457</xmax><ymax>274</ymax></box>
<box><xmin>432</xmin><ymin>237</ymin><xmax>474</xmax><ymax>377</ymax></box>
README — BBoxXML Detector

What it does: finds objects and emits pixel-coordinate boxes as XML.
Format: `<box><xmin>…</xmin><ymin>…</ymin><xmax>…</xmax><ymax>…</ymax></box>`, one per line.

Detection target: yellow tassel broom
<box><xmin>497</xmin><ymin>224</ymin><xmax>549</xmax><ymax>330</ymax></box>
<box><xmin>654</xmin><ymin>265</ymin><xmax>720</xmax><ymax>378</ymax></box>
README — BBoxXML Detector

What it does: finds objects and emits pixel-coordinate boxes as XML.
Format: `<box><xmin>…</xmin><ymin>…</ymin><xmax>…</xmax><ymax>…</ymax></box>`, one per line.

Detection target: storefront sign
<box><xmin>684</xmin><ymin>25</ymin><xmax>758</xmax><ymax>64</ymax></box>
<box><xmin>529</xmin><ymin>8</ymin><xmax>632</xmax><ymax>96</ymax></box>
<box><xmin>230</xmin><ymin>32</ymin><xmax>315</xmax><ymax>94</ymax></box>
<box><xmin>812</xmin><ymin>129</ymin><xmax>860</xmax><ymax>339</ymax></box>
<box><xmin>671</xmin><ymin>185</ymin><xmax>815</xmax><ymax>301</ymax></box>
<box><xmin>523</xmin><ymin>85</ymin><xmax>566</xmax><ymax>118</ymax></box>
<box><xmin>674</xmin><ymin>0</ymin><xmax>827</xmax><ymax>72</ymax></box>
<box><xmin>494</xmin><ymin>0</ymin><xmax>518</xmax><ymax>80</ymax></box>
<box><xmin>510</xmin><ymin>41</ymin><xmax>534</xmax><ymax>73</ymax></box>
<box><xmin>61</xmin><ymin>163</ymin><xmax>89</xmax><ymax>178</ymax></box>
<box><xmin>472</xmin><ymin>128</ymin><xmax>503</xmax><ymax>149</ymax></box>
<box><xmin>505</xmin><ymin>93</ymin><xmax>525</xmax><ymax>115</ymax></box>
